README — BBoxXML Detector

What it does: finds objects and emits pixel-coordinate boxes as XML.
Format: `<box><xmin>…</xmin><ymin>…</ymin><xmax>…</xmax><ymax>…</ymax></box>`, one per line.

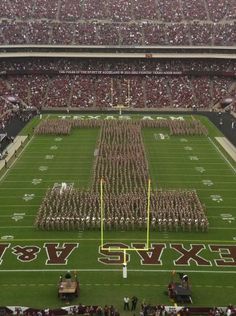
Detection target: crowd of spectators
<box><xmin>0</xmin><ymin>0</ymin><xmax>235</xmax><ymax>46</ymax></box>
<box><xmin>0</xmin><ymin>97</ymin><xmax>20</xmax><ymax>131</ymax></box>
<box><xmin>61</xmin><ymin>304</ymin><xmax>119</xmax><ymax>316</ymax></box>
<box><xmin>13</xmin><ymin>304</ymin><xmax>120</xmax><ymax>316</ymax></box>
<box><xmin>140</xmin><ymin>305</ymin><xmax>236</xmax><ymax>316</ymax></box>
<box><xmin>4</xmin><ymin>303</ymin><xmax>235</xmax><ymax>316</ymax></box>
<box><xmin>0</xmin><ymin>91</ymin><xmax>37</xmax><ymax>131</ymax></box>
<box><xmin>0</xmin><ymin>59</ymin><xmax>235</xmax><ymax>113</ymax></box>
<box><xmin>2</xmin><ymin>58</ymin><xmax>235</xmax><ymax>72</ymax></box>
<box><xmin>3</xmin><ymin>74</ymin><xmax>236</xmax><ymax>109</ymax></box>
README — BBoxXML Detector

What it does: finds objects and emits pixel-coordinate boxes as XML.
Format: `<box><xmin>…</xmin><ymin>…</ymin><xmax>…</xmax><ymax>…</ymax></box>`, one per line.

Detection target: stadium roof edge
<box><xmin>0</xmin><ymin>45</ymin><xmax>235</xmax><ymax>59</ymax></box>
<box><xmin>0</xmin><ymin>52</ymin><xmax>236</xmax><ymax>59</ymax></box>
<box><xmin>0</xmin><ymin>45</ymin><xmax>236</xmax><ymax>50</ymax></box>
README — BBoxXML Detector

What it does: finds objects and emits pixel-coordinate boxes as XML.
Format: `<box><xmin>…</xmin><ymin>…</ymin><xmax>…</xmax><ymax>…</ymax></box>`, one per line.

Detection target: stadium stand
<box><xmin>0</xmin><ymin>303</ymin><xmax>235</xmax><ymax>316</ymax></box>
<box><xmin>0</xmin><ymin>59</ymin><xmax>235</xmax><ymax>112</ymax></box>
<box><xmin>0</xmin><ymin>0</ymin><xmax>235</xmax><ymax>46</ymax></box>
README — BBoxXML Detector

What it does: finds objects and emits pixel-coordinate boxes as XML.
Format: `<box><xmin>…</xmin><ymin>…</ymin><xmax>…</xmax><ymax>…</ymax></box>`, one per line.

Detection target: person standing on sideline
<box><xmin>131</xmin><ymin>296</ymin><xmax>138</xmax><ymax>311</ymax></box>
<box><xmin>124</xmin><ymin>296</ymin><xmax>130</xmax><ymax>310</ymax></box>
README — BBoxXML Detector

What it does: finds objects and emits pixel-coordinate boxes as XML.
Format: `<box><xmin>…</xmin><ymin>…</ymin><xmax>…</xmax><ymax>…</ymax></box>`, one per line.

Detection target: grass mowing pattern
<box><xmin>0</xmin><ymin>114</ymin><xmax>235</xmax><ymax>309</ymax></box>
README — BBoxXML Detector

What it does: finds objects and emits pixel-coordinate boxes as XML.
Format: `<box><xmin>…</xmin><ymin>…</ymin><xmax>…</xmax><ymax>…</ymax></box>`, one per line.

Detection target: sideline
<box><xmin>208</xmin><ymin>137</ymin><xmax>236</xmax><ymax>174</ymax></box>
<box><xmin>0</xmin><ymin>136</ymin><xmax>28</xmax><ymax>171</ymax></box>
<box><xmin>0</xmin><ymin>136</ymin><xmax>34</xmax><ymax>183</ymax></box>
<box><xmin>215</xmin><ymin>137</ymin><xmax>236</xmax><ymax>162</ymax></box>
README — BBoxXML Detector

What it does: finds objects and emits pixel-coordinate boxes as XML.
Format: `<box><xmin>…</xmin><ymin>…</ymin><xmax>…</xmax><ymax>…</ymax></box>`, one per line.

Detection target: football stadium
<box><xmin>0</xmin><ymin>1</ymin><xmax>236</xmax><ymax>316</ymax></box>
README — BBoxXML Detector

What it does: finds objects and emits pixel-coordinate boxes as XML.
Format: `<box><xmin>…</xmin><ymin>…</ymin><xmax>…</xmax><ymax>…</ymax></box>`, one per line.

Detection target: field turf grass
<box><xmin>0</xmin><ymin>114</ymin><xmax>235</xmax><ymax>310</ymax></box>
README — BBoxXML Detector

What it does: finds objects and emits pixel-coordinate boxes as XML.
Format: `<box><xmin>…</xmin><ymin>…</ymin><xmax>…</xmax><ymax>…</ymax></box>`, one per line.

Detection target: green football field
<box><xmin>0</xmin><ymin>114</ymin><xmax>235</xmax><ymax>310</ymax></box>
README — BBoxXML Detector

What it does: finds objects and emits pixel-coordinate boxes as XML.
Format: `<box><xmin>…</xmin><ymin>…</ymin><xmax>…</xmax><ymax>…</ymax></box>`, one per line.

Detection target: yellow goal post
<box><xmin>100</xmin><ymin>178</ymin><xmax>152</xmax><ymax>262</ymax></box>
<box><xmin>112</xmin><ymin>104</ymin><xmax>129</xmax><ymax>115</ymax></box>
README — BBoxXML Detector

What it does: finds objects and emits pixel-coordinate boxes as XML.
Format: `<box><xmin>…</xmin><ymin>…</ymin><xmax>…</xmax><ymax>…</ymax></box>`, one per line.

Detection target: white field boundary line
<box><xmin>207</xmin><ymin>206</ymin><xmax>236</xmax><ymax>208</ymax></box>
<box><xmin>0</xmin><ymin>268</ymin><xmax>235</xmax><ymax>274</ymax></box>
<box><xmin>215</xmin><ymin>137</ymin><xmax>236</xmax><ymax>162</ymax></box>
<box><xmin>0</xmin><ymin>136</ymin><xmax>35</xmax><ymax>183</ymax></box>
<box><xmin>149</xmin><ymin>157</ymin><xmax>223</xmax><ymax>159</ymax></box>
<box><xmin>0</xmin><ymin>136</ymin><xmax>28</xmax><ymax>171</ymax></box>
<box><xmin>145</xmin><ymin>162</ymin><xmax>227</xmax><ymax>165</ymax></box>
<box><xmin>209</xmin><ymin>227</ymin><xmax>236</xmax><ymax>230</ymax></box>
<box><xmin>196</xmin><ymin>189</ymin><xmax>236</xmax><ymax>191</ymax></box>
<box><xmin>208</xmin><ymin>137</ymin><xmax>236</xmax><ymax>174</ymax></box>
<box><xmin>151</xmin><ymin>174</ymin><xmax>235</xmax><ymax>176</ymax></box>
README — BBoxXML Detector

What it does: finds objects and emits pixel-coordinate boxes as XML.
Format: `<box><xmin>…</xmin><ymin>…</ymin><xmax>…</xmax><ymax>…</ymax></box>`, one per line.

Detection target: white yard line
<box><xmin>208</xmin><ymin>137</ymin><xmax>236</xmax><ymax>174</ymax></box>
<box><xmin>207</xmin><ymin>206</ymin><xmax>236</xmax><ymax>208</ymax></box>
<box><xmin>149</xmin><ymin>181</ymin><xmax>236</xmax><ymax>184</ymax></box>
<box><xmin>150</xmin><ymin>162</ymin><xmax>227</xmax><ymax>165</ymax></box>
<box><xmin>209</xmin><ymin>227</ymin><xmax>236</xmax><ymax>230</ymax></box>
<box><xmin>197</xmin><ymin>188</ymin><xmax>236</xmax><ymax>191</ymax></box>
<box><xmin>0</xmin><ymin>268</ymin><xmax>235</xmax><ymax>274</ymax></box>
<box><xmin>152</xmin><ymin>173</ymin><xmax>235</xmax><ymax>176</ymax></box>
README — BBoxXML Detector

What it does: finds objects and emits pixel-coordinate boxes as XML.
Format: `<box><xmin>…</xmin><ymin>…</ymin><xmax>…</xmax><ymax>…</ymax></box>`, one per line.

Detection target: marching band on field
<box><xmin>35</xmin><ymin>188</ymin><xmax>208</xmax><ymax>232</ymax></box>
<box><xmin>35</xmin><ymin>119</ymin><xmax>208</xmax><ymax>233</ymax></box>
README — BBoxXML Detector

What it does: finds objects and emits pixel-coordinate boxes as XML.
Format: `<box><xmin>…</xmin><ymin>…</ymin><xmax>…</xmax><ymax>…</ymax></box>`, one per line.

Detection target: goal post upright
<box><xmin>100</xmin><ymin>178</ymin><xmax>151</xmax><ymax>252</ymax></box>
<box><xmin>100</xmin><ymin>178</ymin><xmax>104</xmax><ymax>248</ymax></box>
<box><xmin>146</xmin><ymin>178</ymin><xmax>151</xmax><ymax>250</ymax></box>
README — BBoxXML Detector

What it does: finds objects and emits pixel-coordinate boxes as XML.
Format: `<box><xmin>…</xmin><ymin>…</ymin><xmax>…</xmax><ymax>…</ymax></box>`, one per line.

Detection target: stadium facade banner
<box><xmin>0</xmin><ymin>70</ymin><xmax>235</xmax><ymax>77</ymax></box>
